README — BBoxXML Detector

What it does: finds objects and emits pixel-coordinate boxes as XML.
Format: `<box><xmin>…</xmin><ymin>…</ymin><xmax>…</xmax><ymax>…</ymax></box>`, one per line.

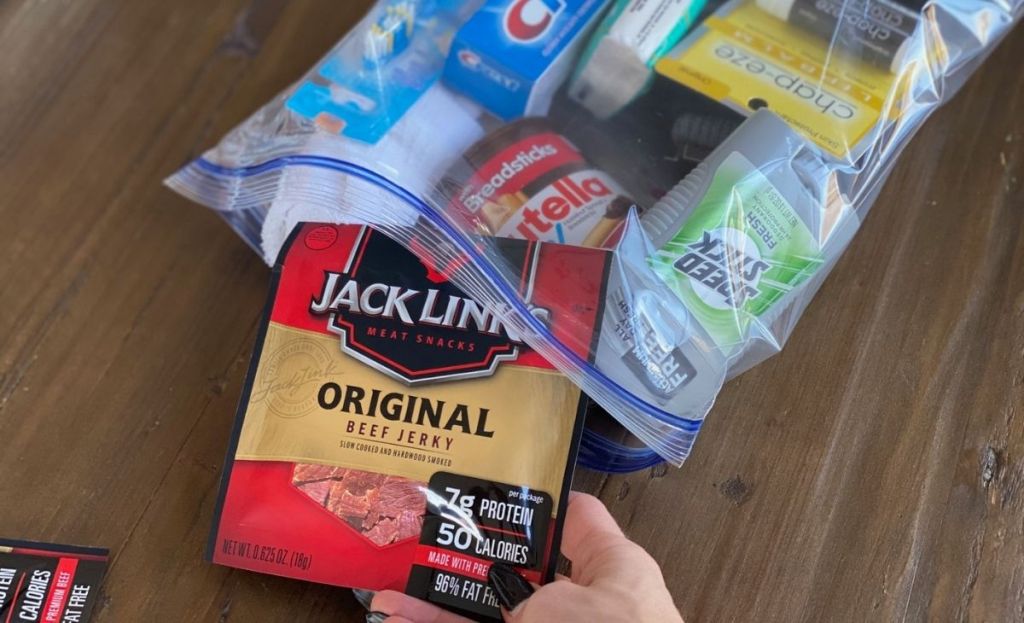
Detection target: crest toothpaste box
<box><xmin>443</xmin><ymin>0</ymin><xmax>611</xmax><ymax>120</ymax></box>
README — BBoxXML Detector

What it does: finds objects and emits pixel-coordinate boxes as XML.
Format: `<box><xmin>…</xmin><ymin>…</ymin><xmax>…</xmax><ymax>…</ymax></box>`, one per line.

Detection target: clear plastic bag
<box><xmin>167</xmin><ymin>0</ymin><xmax>1022</xmax><ymax>466</ymax></box>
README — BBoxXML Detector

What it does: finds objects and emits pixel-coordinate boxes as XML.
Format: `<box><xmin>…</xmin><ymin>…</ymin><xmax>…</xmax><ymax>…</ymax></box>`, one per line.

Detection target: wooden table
<box><xmin>2</xmin><ymin>1</ymin><xmax>1022</xmax><ymax>620</ymax></box>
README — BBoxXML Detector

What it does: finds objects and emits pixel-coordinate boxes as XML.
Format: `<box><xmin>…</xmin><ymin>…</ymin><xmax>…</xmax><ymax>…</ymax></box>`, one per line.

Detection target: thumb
<box><xmin>560</xmin><ymin>493</ymin><xmax>655</xmax><ymax>586</ymax></box>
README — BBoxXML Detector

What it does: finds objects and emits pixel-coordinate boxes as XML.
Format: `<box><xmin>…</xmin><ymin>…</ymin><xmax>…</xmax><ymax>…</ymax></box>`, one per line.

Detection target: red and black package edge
<box><xmin>205</xmin><ymin>225</ymin><xmax>303</xmax><ymax>562</ymax></box>
<box><xmin>0</xmin><ymin>539</ymin><xmax>107</xmax><ymax>560</ymax></box>
<box><xmin>546</xmin><ymin>394</ymin><xmax>589</xmax><ymax>582</ymax></box>
<box><xmin>0</xmin><ymin>538</ymin><xmax>109</xmax><ymax>622</ymax></box>
<box><xmin>589</xmin><ymin>250</ymin><xmax>613</xmax><ymax>365</ymax></box>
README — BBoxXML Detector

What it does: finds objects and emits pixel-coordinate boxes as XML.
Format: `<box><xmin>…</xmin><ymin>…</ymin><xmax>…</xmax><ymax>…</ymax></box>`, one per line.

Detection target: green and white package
<box><xmin>643</xmin><ymin>110</ymin><xmax>859</xmax><ymax>354</ymax></box>
<box><xmin>569</xmin><ymin>0</ymin><xmax>708</xmax><ymax>119</ymax></box>
<box><xmin>649</xmin><ymin>152</ymin><xmax>824</xmax><ymax>347</ymax></box>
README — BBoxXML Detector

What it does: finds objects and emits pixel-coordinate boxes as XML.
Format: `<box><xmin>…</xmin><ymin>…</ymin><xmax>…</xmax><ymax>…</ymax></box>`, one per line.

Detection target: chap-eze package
<box><xmin>443</xmin><ymin>0</ymin><xmax>611</xmax><ymax>119</ymax></box>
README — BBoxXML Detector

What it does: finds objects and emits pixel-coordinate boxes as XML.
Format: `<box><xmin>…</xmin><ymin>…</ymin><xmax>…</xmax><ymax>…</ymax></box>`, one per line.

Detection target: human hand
<box><xmin>369</xmin><ymin>492</ymin><xmax>683</xmax><ymax>623</ymax></box>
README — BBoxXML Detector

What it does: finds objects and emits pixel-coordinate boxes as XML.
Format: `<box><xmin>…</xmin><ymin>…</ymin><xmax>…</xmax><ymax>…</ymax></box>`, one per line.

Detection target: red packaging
<box><xmin>444</xmin><ymin>119</ymin><xmax>635</xmax><ymax>248</ymax></box>
<box><xmin>209</xmin><ymin>223</ymin><xmax>610</xmax><ymax>620</ymax></box>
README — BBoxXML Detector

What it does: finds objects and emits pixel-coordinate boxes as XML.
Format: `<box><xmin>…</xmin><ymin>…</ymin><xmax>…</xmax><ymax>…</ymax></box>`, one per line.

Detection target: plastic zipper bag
<box><xmin>168</xmin><ymin>0</ymin><xmax>1023</xmax><ymax>466</ymax></box>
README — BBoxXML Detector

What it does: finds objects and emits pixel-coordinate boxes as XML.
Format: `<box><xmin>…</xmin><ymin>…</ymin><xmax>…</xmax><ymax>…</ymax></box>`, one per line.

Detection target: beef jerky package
<box><xmin>209</xmin><ymin>223</ymin><xmax>610</xmax><ymax>620</ymax></box>
<box><xmin>0</xmin><ymin>539</ymin><xmax>108</xmax><ymax>623</ymax></box>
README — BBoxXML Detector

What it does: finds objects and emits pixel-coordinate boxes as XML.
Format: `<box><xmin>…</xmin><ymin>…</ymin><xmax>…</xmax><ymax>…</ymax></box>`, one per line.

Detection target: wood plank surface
<box><xmin>1</xmin><ymin>1</ymin><xmax>1022</xmax><ymax>621</ymax></box>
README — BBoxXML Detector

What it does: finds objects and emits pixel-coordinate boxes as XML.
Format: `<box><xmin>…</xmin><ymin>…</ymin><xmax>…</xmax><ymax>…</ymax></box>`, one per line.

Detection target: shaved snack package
<box><xmin>209</xmin><ymin>223</ymin><xmax>610</xmax><ymax>620</ymax></box>
<box><xmin>0</xmin><ymin>539</ymin><xmax>108</xmax><ymax>623</ymax></box>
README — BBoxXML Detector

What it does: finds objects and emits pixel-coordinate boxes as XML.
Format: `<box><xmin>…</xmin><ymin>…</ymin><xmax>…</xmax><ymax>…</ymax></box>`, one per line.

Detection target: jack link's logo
<box><xmin>503</xmin><ymin>0</ymin><xmax>565</xmax><ymax>43</ymax></box>
<box><xmin>307</xmin><ymin>228</ymin><xmax>552</xmax><ymax>385</ymax></box>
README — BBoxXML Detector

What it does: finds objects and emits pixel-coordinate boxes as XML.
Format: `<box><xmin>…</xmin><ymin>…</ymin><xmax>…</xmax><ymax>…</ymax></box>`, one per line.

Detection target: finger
<box><xmin>371</xmin><ymin>590</ymin><xmax>475</xmax><ymax>623</ymax></box>
<box><xmin>383</xmin><ymin>617</ymin><xmax>415</xmax><ymax>623</ymax></box>
<box><xmin>560</xmin><ymin>493</ymin><xmax>624</xmax><ymax>567</ymax></box>
<box><xmin>559</xmin><ymin>493</ymin><xmax>654</xmax><ymax>585</ymax></box>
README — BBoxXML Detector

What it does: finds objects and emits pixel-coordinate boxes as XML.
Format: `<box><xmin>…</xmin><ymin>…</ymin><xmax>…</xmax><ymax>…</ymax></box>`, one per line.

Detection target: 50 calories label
<box><xmin>406</xmin><ymin>472</ymin><xmax>553</xmax><ymax>619</ymax></box>
<box><xmin>452</xmin><ymin>128</ymin><xmax>634</xmax><ymax>248</ymax></box>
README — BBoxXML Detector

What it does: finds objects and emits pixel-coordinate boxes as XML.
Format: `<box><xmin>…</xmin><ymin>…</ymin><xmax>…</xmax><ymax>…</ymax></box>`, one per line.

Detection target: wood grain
<box><xmin>0</xmin><ymin>1</ymin><xmax>1021</xmax><ymax>621</ymax></box>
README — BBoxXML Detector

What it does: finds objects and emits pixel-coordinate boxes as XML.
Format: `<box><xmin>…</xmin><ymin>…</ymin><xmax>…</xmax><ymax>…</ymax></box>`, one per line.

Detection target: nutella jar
<box><xmin>442</xmin><ymin>119</ymin><xmax>635</xmax><ymax>248</ymax></box>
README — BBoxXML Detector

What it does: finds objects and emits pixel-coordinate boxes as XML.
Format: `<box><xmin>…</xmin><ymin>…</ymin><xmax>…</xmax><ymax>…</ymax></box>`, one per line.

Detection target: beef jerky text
<box><xmin>317</xmin><ymin>382</ymin><xmax>495</xmax><ymax>438</ymax></box>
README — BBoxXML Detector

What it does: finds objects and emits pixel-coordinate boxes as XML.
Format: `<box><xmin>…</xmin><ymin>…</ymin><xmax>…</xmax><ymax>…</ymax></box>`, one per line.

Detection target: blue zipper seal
<box><xmin>193</xmin><ymin>155</ymin><xmax>704</xmax><ymax>446</ymax></box>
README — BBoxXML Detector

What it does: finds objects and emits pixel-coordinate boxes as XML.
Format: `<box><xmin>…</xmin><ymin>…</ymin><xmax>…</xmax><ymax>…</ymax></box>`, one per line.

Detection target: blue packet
<box><xmin>442</xmin><ymin>0</ymin><xmax>610</xmax><ymax>120</ymax></box>
<box><xmin>287</xmin><ymin>0</ymin><xmax>479</xmax><ymax>144</ymax></box>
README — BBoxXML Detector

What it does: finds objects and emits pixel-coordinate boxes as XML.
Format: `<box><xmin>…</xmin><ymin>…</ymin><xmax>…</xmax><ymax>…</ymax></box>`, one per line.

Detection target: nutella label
<box><xmin>493</xmin><ymin>168</ymin><xmax>621</xmax><ymax>245</ymax></box>
<box><xmin>452</xmin><ymin>125</ymin><xmax>634</xmax><ymax>247</ymax></box>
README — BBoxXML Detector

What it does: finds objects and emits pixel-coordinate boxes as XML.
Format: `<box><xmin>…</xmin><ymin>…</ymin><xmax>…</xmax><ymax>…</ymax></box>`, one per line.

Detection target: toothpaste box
<box><xmin>443</xmin><ymin>0</ymin><xmax>610</xmax><ymax>120</ymax></box>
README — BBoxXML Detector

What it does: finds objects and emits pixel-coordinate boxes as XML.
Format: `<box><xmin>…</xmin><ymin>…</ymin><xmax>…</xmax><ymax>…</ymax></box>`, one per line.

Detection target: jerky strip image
<box><xmin>293</xmin><ymin>465</ymin><xmax>426</xmax><ymax>546</ymax></box>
